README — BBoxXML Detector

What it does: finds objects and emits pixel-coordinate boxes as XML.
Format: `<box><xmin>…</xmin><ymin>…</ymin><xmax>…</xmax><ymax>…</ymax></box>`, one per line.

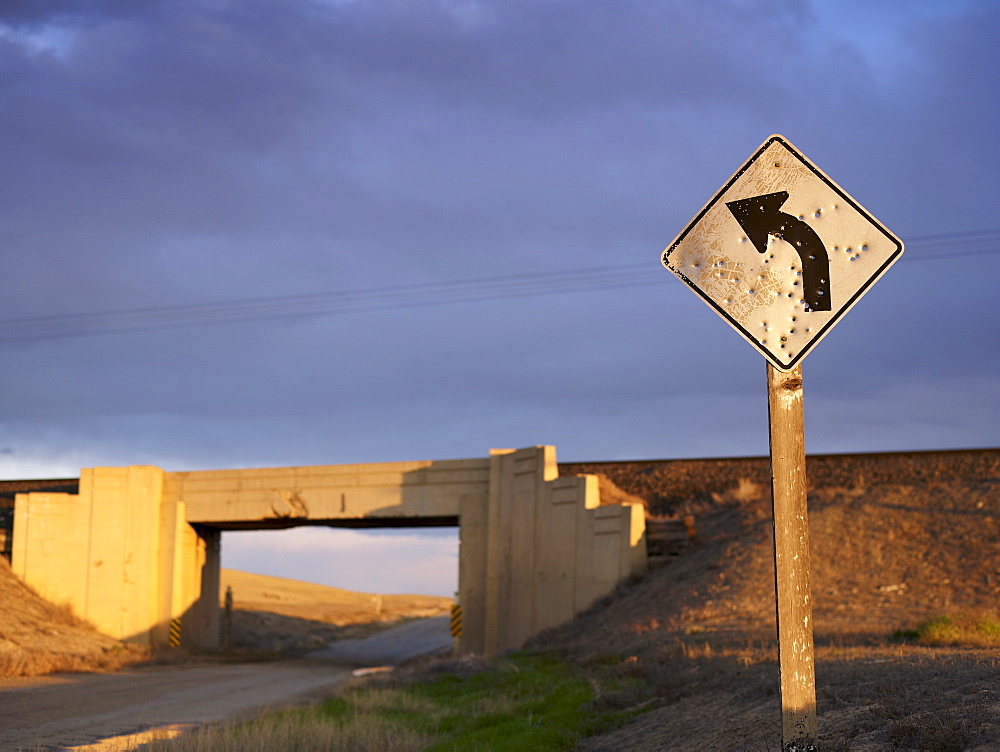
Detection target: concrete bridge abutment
<box><xmin>12</xmin><ymin>465</ymin><xmax>220</xmax><ymax>649</ymax></box>
<box><xmin>12</xmin><ymin>446</ymin><xmax>646</xmax><ymax>655</ymax></box>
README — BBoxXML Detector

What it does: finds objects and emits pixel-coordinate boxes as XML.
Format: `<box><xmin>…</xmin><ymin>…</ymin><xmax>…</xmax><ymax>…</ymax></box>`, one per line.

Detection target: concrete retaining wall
<box><xmin>459</xmin><ymin>447</ymin><xmax>646</xmax><ymax>655</ymax></box>
<box><xmin>12</xmin><ymin>466</ymin><xmax>212</xmax><ymax>648</ymax></box>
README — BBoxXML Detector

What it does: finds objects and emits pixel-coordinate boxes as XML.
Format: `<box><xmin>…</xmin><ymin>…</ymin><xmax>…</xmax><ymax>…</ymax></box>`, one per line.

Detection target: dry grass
<box><xmin>531</xmin><ymin>458</ymin><xmax>1000</xmax><ymax>749</ymax></box>
<box><xmin>0</xmin><ymin>558</ymin><xmax>151</xmax><ymax>678</ymax></box>
<box><xmin>0</xmin><ymin>642</ymin><xmax>148</xmax><ymax>678</ymax></box>
<box><xmin>144</xmin><ymin>710</ymin><xmax>431</xmax><ymax>752</ymax></box>
<box><xmin>717</xmin><ymin>477</ymin><xmax>767</xmax><ymax>504</ymax></box>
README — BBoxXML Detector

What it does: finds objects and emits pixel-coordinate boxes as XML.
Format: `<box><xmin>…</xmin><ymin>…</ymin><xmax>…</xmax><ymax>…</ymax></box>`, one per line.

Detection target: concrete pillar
<box><xmin>153</xmin><ymin>494</ymin><xmax>184</xmax><ymax>647</ymax></box>
<box><xmin>81</xmin><ymin>468</ymin><xmax>124</xmax><ymax>639</ymax></box>
<box><xmin>535</xmin><ymin>474</ymin><xmax>596</xmax><ymax>633</ymax></box>
<box><xmin>122</xmin><ymin>466</ymin><xmax>165</xmax><ymax>643</ymax></box>
<box><xmin>78</xmin><ymin>467</ymin><xmax>165</xmax><ymax>645</ymax></box>
<box><xmin>12</xmin><ymin>492</ymin><xmax>81</xmax><ymax>608</ymax></box>
<box><xmin>457</xmin><ymin>492</ymin><xmax>489</xmax><ymax>655</ymax></box>
<box><xmin>482</xmin><ymin>449</ymin><xmax>507</xmax><ymax>654</ymax></box>
<box><xmin>186</xmin><ymin>527</ymin><xmax>221</xmax><ymax>650</ymax></box>
<box><xmin>626</xmin><ymin>503</ymin><xmax>648</xmax><ymax>578</ymax></box>
<box><xmin>481</xmin><ymin>446</ymin><xmax>568</xmax><ymax>654</ymax></box>
<box><xmin>175</xmin><ymin>505</ymin><xmax>200</xmax><ymax>644</ymax></box>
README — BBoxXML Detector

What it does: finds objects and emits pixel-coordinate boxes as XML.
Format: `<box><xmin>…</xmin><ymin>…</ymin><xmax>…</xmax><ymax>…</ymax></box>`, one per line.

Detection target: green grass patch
<box><xmin>893</xmin><ymin>612</ymin><xmax>1000</xmax><ymax>647</ymax></box>
<box><xmin>148</xmin><ymin>653</ymin><xmax>648</xmax><ymax>752</ymax></box>
<box><xmin>338</xmin><ymin>653</ymin><xmax>640</xmax><ymax>751</ymax></box>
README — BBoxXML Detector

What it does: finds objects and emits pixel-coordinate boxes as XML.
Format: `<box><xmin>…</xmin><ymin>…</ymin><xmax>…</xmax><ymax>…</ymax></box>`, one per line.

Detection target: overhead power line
<box><xmin>1</xmin><ymin>228</ymin><xmax>998</xmax><ymax>342</ymax></box>
<box><xmin>1</xmin><ymin>265</ymin><xmax>658</xmax><ymax>342</ymax></box>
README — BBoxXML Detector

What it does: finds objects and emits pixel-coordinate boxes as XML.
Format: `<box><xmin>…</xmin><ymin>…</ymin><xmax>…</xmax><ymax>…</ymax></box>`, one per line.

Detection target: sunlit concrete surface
<box><xmin>13</xmin><ymin>445</ymin><xmax>646</xmax><ymax>655</ymax></box>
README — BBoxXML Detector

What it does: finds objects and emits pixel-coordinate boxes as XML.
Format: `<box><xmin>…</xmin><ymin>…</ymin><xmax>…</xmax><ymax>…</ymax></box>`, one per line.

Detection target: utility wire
<box><xmin>1</xmin><ymin>266</ymin><xmax>658</xmax><ymax>341</ymax></box>
<box><xmin>2</xmin><ymin>228</ymin><xmax>997</xmax><ymax>342</ymax></box>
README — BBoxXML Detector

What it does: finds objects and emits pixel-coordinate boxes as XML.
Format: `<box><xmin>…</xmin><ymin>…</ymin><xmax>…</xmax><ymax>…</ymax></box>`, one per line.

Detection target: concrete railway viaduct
<box><xmin>10</xmin><ymin>446</ymin><xmax>646</xmax><ymax>656</ymax></box>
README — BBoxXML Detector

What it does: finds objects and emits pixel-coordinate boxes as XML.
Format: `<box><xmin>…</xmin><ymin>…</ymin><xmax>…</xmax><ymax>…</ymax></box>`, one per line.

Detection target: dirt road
<box><xmin>0</xmin><ymin>616</ymin><xmax>452</xmax><ymax>750</ymax></box>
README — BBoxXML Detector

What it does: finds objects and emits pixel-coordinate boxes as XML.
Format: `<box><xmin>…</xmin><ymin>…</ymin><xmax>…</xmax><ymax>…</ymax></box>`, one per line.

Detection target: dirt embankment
<box><xmin>559</xmin><ymin>447</ymin><xmax>997</xmax><ymax>515</ymax></box>
<box><xmin>0</xmin><ymin>558</ymin><xmax>149</xmax><ymax>678</ymax></box>
<box><xmin>0</xmin><ymin>561</ymin><xmax>451</xmax><ymax>678</ymax></box>
<box><xmin>533</xmin><ymin>448</ymin><xmax>1000</xmax><ymax>749</ymax></box>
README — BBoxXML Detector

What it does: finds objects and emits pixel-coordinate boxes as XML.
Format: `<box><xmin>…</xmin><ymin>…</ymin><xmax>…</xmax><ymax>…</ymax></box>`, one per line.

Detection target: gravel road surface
<box><xmin>0</xmin><ymin>616</ymin><xmax>452</xmax><ymax>750</ymax></box>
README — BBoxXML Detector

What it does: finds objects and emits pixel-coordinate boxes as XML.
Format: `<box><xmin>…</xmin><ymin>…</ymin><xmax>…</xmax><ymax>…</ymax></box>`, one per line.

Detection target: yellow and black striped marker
<box><xmin>449</xmin><ymin>604</ymin><xmax>462</xmax><ymax>638</ymax></box>
<box><xmin>169</xmin><ymin>617</ymin><xmax>181</xmax><ymax>647</ymax></box>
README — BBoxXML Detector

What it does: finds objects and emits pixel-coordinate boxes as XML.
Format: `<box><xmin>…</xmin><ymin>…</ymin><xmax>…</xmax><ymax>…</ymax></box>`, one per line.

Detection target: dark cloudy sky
<box><xmin>2</xmin><ymin>1</ymin><xmax>997</xmax><ymax>594</ymax></box>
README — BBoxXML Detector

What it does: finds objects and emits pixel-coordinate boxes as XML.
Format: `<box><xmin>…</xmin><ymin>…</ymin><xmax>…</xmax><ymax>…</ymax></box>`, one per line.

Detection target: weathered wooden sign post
<box><xmin>660</xmin><ymin>135</ymin><xmax>903</xmax><ymax>750</ymax></box>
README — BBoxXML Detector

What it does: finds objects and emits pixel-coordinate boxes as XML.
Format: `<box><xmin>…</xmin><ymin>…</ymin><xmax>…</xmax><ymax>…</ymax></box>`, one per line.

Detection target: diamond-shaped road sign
<box><xmin>661</xmin><ymin>134</ymin><xmax>903</xmax><ymax>370</ymax></box>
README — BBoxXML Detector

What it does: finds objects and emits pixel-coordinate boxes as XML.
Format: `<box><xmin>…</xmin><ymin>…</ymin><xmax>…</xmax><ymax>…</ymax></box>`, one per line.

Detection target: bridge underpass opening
<box><xmin>218</xmin><ymin>523</ymin><xmax>459</xmax><ymax>651</ymax></box>
<box><xmin>222</xmin><ymin>524</ymin><xmax>459</xmax><ymax>597</ymax></box>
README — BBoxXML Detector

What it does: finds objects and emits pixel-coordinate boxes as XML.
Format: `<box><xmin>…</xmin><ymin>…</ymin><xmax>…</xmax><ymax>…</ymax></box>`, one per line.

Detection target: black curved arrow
<box><xmin>725</xmin><ymin>191</ymin><xmax>831</xmax><ymax>312</ymax></box>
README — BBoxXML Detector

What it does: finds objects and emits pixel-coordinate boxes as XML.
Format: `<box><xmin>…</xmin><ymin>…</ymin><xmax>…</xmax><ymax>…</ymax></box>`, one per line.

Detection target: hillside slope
<box><xmin>0</xmin><ymin>561</ymin><xmax>452</xmax><ymax>677</ymax></box>
<box><xmin>528</xmin><ymin>453</ymin><xmax>1000</xmax><ymax>749</ymax></box>
<box><xmin>220</xmin><ymin>568</ymin><xmax>452</xmax><ymax>653</ymax></box>
<box><xmin>0</xmin><ymin>558</ymin><xmax>148</xmax><ymax>678</ymax></box>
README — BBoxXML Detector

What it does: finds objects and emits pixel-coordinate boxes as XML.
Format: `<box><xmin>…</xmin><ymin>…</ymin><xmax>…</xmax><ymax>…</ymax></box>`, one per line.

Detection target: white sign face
<box><xmin>661</xmin><ymin>135</ymin><xmax>903</xmax><ymax>370</ymax></box>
